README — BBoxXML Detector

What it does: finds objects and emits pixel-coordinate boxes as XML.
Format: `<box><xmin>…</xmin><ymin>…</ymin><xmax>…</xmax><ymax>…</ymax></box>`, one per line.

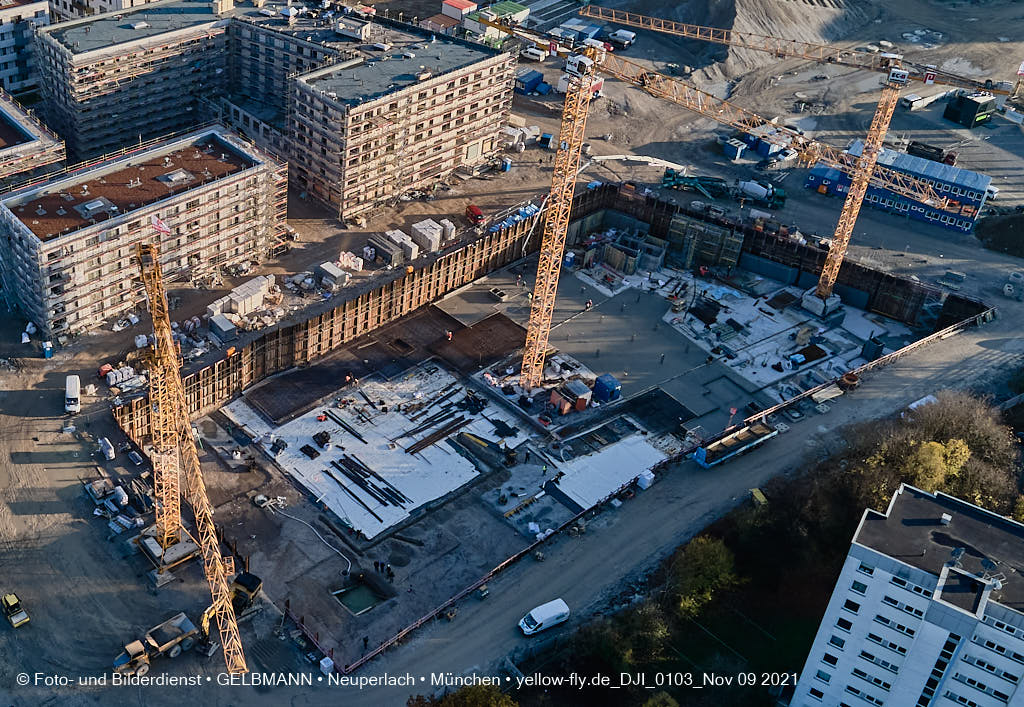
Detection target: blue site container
<box><xmin>722</xmin><ymin>139</ymin><xmax>746</xmax><ymax>161</ymax></box>
<box><xmin>539</xmin><ymin>133</ymin><xmax>554</xmax><ymax>148</ymax></box>
<box><xmin>592</xmin><ymin>373</ymin><xmax>621</xmax><ymax>403</ymax></box>
<box><xmin>515</xmin><ymin>69</ymin><xmax>544</xmax><ymax>94</ymax></box>
<box><xmin>755</xmin><ymin>139</ymin><xmax>783</xmax><ymax>158</ymax></box>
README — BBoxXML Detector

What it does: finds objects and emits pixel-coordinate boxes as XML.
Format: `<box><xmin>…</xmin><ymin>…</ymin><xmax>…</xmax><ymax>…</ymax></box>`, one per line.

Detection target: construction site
<box><xmin>2</xmin><ymin>0</ymin><xmax>1024</xmax><ymax>704</ymax></box>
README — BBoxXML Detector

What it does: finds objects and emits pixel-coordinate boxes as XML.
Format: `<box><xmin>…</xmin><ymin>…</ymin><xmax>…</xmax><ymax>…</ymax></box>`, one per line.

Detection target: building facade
<box><xmin>0</xmin><ymin>0</ymin><xmax>48</xmax><ymax>93</ymax></box>
<box><xmin>0</xmin><ymin>126</ymin><xmax>286</xmax><ymax>337</ymax></box>
<box><xmin>793</xmin><ymin>484</ymin><xmax>1024</xmax><ymax>707</ymax></box>
<box><xmin>805</xmin><ymin>140</ymin><xmax>992</xmax><ymax>234</ymax></box>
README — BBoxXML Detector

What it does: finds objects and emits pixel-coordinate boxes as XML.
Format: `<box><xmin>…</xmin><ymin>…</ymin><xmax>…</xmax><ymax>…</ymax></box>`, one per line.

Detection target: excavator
<box><xmin>113</xmin><ymin>573</ymin><xmax>262</xmax><ymax>677</ymax></box>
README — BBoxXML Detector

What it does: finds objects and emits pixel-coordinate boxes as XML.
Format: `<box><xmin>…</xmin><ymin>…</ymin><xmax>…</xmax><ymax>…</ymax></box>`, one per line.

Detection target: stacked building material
<box><xmin>410</xmin><ymin>220</ymin><xmax>443</xmax><ymax>252</ymax></box>
<box><xmin>207</xmin><ymin>275</ymin><xmax>275</xmax><ymax>318</ymax></box>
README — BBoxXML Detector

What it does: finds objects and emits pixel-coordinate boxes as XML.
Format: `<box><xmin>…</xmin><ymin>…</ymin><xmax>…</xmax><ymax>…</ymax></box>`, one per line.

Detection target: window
<box><xmin>831</xmin><ymin>635</ymin><xmax>847</xmax><ymax>649</ymax></box>
<box><xmin>824</xmin><ymin>653</ymin><xmax>839</xmax><ymax>666</ymax></box>
<box><xmin>844</xmin><ymin>599</ymin><xmax>861</xmax><ymax>614</ymax></box>
<box><xmin>838</xmin><ymin>617</ymin><xmax>853</xmax><ymax>632</ymax></box>
<box><xmin>852</xmin><ymin>581</ymin><xmax>868</xmax><ymax>595</ymax></box>
<box><xmin>816</xmin><ymin>670</ymin><xmax>832</xmax><ymax>684</ymax></box>
<box><xmin>809</xmin><ymin>687</ymin><xmax>824</xmax><ymax>700</ymax></box>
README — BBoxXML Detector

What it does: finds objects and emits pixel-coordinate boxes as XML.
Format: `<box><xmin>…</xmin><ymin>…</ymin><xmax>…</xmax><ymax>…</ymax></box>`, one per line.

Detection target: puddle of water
<box><xmin>332</xmin><ymin>584</ymin><xmax>385</xmax><ymax>616</ymax></box>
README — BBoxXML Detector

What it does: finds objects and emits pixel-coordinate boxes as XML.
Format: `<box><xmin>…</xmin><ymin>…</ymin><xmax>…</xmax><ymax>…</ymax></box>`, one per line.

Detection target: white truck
<box><xmin>519</xmin><ymin>598</ymin><xmax>570</xmax><ymax>635</ymax></box>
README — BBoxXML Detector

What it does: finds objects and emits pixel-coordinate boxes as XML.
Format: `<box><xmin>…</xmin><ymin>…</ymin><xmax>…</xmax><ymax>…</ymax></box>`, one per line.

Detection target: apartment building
<box><xmin>35</xmin><ymin>0</ymin><xmax>514</xmax><ymax>219</ymax></box>
<box><xmin>289</xmin><ymin>18</ymin><xmax>514</xmax><ymax>220</ymax></box>
<box><xmin>793</xmin><ymin>484</ymin><xmax>1024</xmax><ymax>707</ymax></box>
<box><xmin>0</xmin><ymin>88</ymin><xmax>64</xmax><ymax>184</ymax></box>
<box><xmin>34</xmin><ymin>0</ymin><xmax>231</xmax><ymax>158</ymax></box>
<box><xmin>805</xmin><ymin>140</ymin><xmax>992</xmax><ymax>234</ymax></box>
<box><xmin>0</xmin><ymin>0</ymin><xmax>48</xmax><ymax>92</ymax></box>
<box><xmin>0</xmin><ymin>126</ymin><xmax>286</xmax><ymax>338</ymax></box>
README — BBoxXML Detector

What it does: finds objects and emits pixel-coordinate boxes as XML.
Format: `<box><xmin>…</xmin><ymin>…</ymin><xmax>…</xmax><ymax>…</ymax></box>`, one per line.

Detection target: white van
<box><xmin>98</xmin><ymin>437</ymin><xmax>116</xmax><ymax>461</ymax></box>
<box><xmin>520</xmin><ymin>46</ymin><xmax>547</xmax><ymax>62</ymax></box>
<box><xmin>65</xmin><ymin>375</ymin><xmax>81</xmax><ymax>414</ymax></box>
<box><xmin>607</xmin><ymin>29</ymin><xmax>636</xmax><ymax>48</ymax></box>
<box><xmin>519</xmin><ymin>598</ymin><xmax>570</xmax><ymax>635</ymax></box>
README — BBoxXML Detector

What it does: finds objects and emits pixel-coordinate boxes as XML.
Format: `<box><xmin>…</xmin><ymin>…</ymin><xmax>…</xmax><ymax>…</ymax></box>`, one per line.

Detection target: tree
<box><xmin>440</xmin><ymin>685</ymin><xmax>518</xmax><ymax>707</ymax></box>
<box><xmin>667</xmin><ymin>536</ymin><xmax>740</xmax><ymax>618</ymax></box>
<box><xmin>642</xmin><ymin>692</ymin><xmax>679</xmax><ymax>707</ymax></box>
<box><xmin>1014</xmin><ymin>496</ymin><xmax>1024</xmax><ymax>524</ymax></box>
<box><xmin>620</xmin><ymin>603</ymin><xmax>670</xmax><ymax>665</ymax></box>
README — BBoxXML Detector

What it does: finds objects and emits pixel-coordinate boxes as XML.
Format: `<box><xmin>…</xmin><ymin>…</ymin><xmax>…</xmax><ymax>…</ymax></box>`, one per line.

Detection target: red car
<box><xmin>465</xmin><ymin>204</ymin><xmax>485</xmax><ymax>225</ymax></box>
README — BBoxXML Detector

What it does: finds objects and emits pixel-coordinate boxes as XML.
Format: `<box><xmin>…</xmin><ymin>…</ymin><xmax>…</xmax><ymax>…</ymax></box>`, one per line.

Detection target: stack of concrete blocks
<box><xmin>411</xmin><ymin>219</ymin><xmax>443</xmax><ymax>252</ymax></box>
<box><xmin>385</xmin><ymin>229</ymin><xmax>420</xmax><ymax>261</ymax></box>
<box><xmin>206</xmin><ymin>275</ymin><xmax>275</xmax><ymax>318</ymax></box>
<box><xmin>439</xmin><ymin>218</ymin><xmax>456</xmax><ymax>243</ymax></box>
<box><xmin>338</xmin><ymin>251</ymin><xmax>364</xmax><ymax>271</ymax></box>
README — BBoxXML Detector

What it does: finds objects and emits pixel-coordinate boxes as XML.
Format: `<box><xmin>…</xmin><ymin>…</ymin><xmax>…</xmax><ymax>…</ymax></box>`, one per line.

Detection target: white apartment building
<box><xmin>0</xmin><ymin>0</ymin><xmax>48</xmax><ymax>92</ymax></box>
<box><xmin>0</xmin><ymin>126</ymin><xmax>286</xmax><ymax>338</ymax></box>
<box><xmin>793</xmin><ymin>484</ymin><xmax>1024</xmax><ymax>707</ymax></box>
<box><xmin>49</xmin><ymin>0</ymin><xmax>157</xmax><ymax>22</ymax></box>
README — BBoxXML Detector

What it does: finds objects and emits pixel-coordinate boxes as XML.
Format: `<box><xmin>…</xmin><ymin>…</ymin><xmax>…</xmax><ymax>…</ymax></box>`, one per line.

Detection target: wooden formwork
<box><xmin>113</xmin><ymin>219</ymin><xmax>538</xmax><ymax>441</ymax></box>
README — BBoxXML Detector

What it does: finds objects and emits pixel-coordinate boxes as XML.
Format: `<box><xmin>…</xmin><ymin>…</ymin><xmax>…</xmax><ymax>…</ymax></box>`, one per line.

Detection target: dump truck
<box><xmin>114</xmin><ymin>613</ymin><xmax>199</xmax><ymax>676</ymax></box>
<box><xmin>3</xmin><ymin>593</ymin><xmax>29</xmax><ymax>628</ymax></box>
<box><xmin>113</xmin><ymin>573</ymin><xmax>262</xmax><ymax>676</ymax></box>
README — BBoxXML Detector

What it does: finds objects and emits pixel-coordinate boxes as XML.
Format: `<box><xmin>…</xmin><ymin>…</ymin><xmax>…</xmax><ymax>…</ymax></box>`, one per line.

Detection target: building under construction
<box><xmin>0</xmin><ymin>89</ymin><xmax>64</xmax><ymax>186</ymax></box>
<box><xmin>0</xmin><ymin>126</ymin><xmax>286</xmax><ymax>338</ymax></box>
<box><xmin>35</xmin><ymin>0</ymin><xmax>515</xmax><ymax>219</ymax></box>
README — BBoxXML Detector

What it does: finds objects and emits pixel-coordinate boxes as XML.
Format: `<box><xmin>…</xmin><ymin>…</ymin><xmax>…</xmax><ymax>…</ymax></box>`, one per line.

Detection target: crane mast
<box><xmin>817</xmin><ymin>78</ymin><xmax>903</xmax><ymax>297</ymax></box>
<box><xmin>520</xmin><ymin>59</ymin><xmax>598</xmax><ymax>390</ymax></box>
<box><xmin>137</xmin><ymin>243</ymin><xmax>248</xmax><ymax>674</ymax></box>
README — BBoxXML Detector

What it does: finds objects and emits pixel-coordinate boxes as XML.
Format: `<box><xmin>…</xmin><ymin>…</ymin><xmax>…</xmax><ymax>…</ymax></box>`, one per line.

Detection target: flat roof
<box><xmin>848</xmin><ymin>139</ymin><xmax>992</xmax><ymax>191</ymax></box>
<box><xmin>43</xmin><ymin>0</ymin><xmax>226</xmax><ymax>54</ymax></box>
<box><xmin>302</xmin><ymin>26</ymin><xmax>495</xmax><ymax>106</ymax></box>
<box><xmin>855</xmin><ymin>485</ymin><xmax>1024</xmax><ymax>613</ymax></box>
<box><xmin>4</xmin><ymin>131</ymin><xmax>256</xmax><ymax>242</ymax></box>
<box><xmin>0</xmin><ymin>108</ymin><xmax>30</xmax><ymax>151</ymax></box>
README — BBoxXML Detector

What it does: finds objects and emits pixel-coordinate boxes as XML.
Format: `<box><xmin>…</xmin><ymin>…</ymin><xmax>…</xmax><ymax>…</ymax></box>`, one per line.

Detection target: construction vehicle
<box><xmin>661</xmin><ymin>169</ymin><xmax>730</xmax><ymax>198</ymax></box>
<box><xmin>580</xmin><ymin>5</ymin><xmax>1014</xmax><ymax>306</ymax></box>
<box><xmin>112</xmin><ymin>573</ymin><xmax>261</xmax><ymax>677</ymax></box>
<box><xmin>736</xmin><ymin>179</ymin><xmax>786</xmax><ymax>209</ymax></box>
<box><xmin>114</xmin><ymin>613</ymin><xmax>200</xmax><ymax>677</ymax></box>
<box><xmin>136</xmin><ymin>242</ymin><xmax>249</xmax><ymax>674</ymax></box>
<box><xmin>2</xmin><ymin>593</ymin><xmax>29</xmax><ymax>627</ymax></box>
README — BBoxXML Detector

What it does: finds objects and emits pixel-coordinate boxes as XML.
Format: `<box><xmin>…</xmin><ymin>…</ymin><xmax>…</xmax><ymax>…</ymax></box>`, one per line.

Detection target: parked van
<box><xmin>65</xmin><ymin>375</ymin><xmax>81</xmax><ymax>414</ymax></box>
<box><xmin>465</xmin><ymin>204</ymin><xmax>485</xmax><ymax>225</ymax></box>
<box><xmin>607</xmin><ymin>29</ymin><xmax>636</xmax><ymax>48</ymax></box>
<box><xmin>98</xmin><ymin>437</ymin><xmax>116</xmax><ymax>461</ymax></box>
<box><xmin>519</xmin><ymin>46</ymin><xmax>547</xmax><ymax>62</ymax></box>
<box><xmin>519</xmin><ymin>598</ymin><xmax>570</xmax><ymax>635</ymax></box>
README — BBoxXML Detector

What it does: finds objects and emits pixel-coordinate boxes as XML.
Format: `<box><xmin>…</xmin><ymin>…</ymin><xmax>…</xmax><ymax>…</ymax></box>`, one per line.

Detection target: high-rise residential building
<box><xmin>793</xmin><ymin>484</ymin><xmax>1024</xmax><ymax>707</ymax></box>
<box><xmin>0</xmin><ymin>126</ymin><xmax>285</xmax><ymax>338</ymax></box>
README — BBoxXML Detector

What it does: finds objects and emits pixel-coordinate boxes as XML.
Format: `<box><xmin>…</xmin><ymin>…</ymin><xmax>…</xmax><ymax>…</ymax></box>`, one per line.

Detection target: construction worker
<box><xmin>585</xmin><ymin>299</ymin><xmax>593</xmax><ymax>311</ymax></box>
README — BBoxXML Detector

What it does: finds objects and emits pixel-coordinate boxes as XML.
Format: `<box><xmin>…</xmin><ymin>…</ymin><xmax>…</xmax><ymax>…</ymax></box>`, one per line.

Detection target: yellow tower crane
<box><xmin>137</xmin><ymin>243</ymin><xmax>248</xmax><ymax>674</ymax></box>
<box><xmin>580</xmin><ymin>5</ymin><xmax>1012</xmax><ymax>301</ymax></box>
<box><xmin>520</xmin><ymin>55</ymin><xmax>599</xmax><ymax>390</ymax></box>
